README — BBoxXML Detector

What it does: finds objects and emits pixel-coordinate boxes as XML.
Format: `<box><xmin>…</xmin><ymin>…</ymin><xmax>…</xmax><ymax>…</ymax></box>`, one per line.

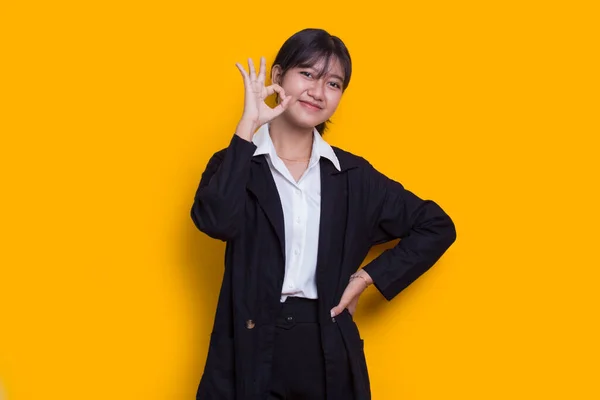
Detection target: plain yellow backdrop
<box><xmin>1</xmin><ymin>1</ymin><xmax>599</xmax><ymax>399</ymax></box>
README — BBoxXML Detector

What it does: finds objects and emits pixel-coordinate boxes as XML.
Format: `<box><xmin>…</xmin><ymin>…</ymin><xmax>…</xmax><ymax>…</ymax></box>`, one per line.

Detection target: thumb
<box><xmin>272</xmin><ymin>94</ymin><xmax>292</xmax><ymax>115</ymax></box>
<box><xmin>330</xmin><ymin>298</ymin><xmax>350</xmax><ymax>318</ymax></box>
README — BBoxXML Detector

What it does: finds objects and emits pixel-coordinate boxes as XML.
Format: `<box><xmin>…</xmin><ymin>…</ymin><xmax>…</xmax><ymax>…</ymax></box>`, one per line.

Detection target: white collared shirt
<box><xmin>252</xmin><ymin>123</ymin><xmax>341</xmax><ymax>302</ymax></box>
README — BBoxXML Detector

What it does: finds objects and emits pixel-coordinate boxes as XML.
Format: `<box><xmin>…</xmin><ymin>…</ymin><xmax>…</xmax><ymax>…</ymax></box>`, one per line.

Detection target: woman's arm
<box><xmin>190</xmin><ymin>57</ymin><xmax>291</xmax><ymax>241</ymax></box>
<box><xmin>190</xmin><ymin>125</ymin><xmax>257</xmax><ymax>241</ymax></box>
<box><xmin>361</xmin><ymin>162</ymin><xmax>457</xmax><ymax>301</ymax></box>
<box><xmin>330</xmin><ymin>161</ymin><xmax>456</xmax><ymax>317</ymax></box>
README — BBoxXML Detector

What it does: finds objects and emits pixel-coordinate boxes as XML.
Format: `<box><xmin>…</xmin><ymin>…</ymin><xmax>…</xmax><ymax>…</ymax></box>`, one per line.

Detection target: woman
<box><xmin>191</xmin><ymin>28</ymin><xmax>456</xmax><ymax>400</ymax></box>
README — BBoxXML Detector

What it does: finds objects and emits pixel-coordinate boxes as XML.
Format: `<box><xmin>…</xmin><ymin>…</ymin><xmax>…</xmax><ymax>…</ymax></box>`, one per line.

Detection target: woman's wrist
<box><xmin>235</xmin><ymin>118</ymin><xmax>259</xmax><ymax>142</ymax></box>
<box><xmin>350</xmin><ymin>270</ymin><xmax>373</xmax><ymax>288</ymax></box>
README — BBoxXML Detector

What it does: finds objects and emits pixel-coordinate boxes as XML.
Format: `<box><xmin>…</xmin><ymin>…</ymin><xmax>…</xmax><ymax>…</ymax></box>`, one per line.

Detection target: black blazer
<box><xmin>191</xmin><ymin>133</ymin><xmax>456</xmax><ymax>399</ymax></box>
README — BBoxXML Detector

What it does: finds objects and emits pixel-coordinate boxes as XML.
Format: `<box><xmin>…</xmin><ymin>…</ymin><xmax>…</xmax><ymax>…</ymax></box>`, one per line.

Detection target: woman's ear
<box><xmin>271</xmin><ymin>64</ymin><xmax>282</xmax><ymax>86</ymax></box>
<box><xmin>271</xmin><ymin>64</ymin><xmax>284</xmax><ymax>103</ymax></box>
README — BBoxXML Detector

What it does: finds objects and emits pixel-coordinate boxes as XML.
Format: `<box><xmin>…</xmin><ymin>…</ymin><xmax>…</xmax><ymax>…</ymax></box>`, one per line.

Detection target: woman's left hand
<box><xmin>330</xmin><ymin>270</ymin><xmax>373</xmax><ymax>318</ymax></box>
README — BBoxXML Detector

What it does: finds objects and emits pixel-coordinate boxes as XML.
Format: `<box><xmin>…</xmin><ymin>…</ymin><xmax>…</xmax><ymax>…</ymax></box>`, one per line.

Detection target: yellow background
<box><xmin>1</xmin><ymin>1</ymin><xmax>598</xmax><ymax>399</ymax></box>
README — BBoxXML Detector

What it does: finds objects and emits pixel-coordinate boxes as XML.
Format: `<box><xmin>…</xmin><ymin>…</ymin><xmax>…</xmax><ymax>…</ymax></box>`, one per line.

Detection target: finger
<box><xmin>330</xmin><ymin>304</ymin><xmax>342</xmax><ymax>318</ymax></box>
<box><xmin>247</xmin><ymin>58</ymin><xmax>257</xmax><ymax>81</ymax></box>
<box><xmin>331</xmin><ymin>279</ymin><xmax>366</xmax><ymax>317</ymax></box>
<box><xmin>330</xmin><ymin>301</ymin><xmax>350</xmax><ymax>318</ymax></box>
<box><xmin>235</xmin><ymin>63</ymin><xmax>249</xmax><ymax>83</ymax></box>
<box><xmin>257</xmin><ymin>56</ymin><xmax>266</xmax><ymax>84</ymax></box>
<box><xmin>330</xmin><ymin>292</ymin><xmax>355</xmax><ymax>318</ymax></box>
<box><xmin>235</xmin><ymin>63</ymin><xmax>250</xmax><ymax>83</ymax></box>
<box><xmin>348</xmin><ymin>297</ymin><xmax>359</xmax><ymax>315</ymax></box>
<box><xmin>265</xmin><ymin>84</ymin><xmax>286</xmax><ymax>98</ymax></box>
<box><xmin>280</xmin><ymin>94</ymin><xmax>292</xmax><ymax>108</ymax></box>
<box><xmin>272</xmin><ymin>94</ymin><xmax>291</xmax><ymax>114</ymax></box>
<box><xmin>270</xmin><ymin>93</ymin><xmax>292</xmax><ymax>118</ymax></box>
<box><xmin>348</xmin><ymin>305</ymin><xmax>356</xmax><ymax>316</ymax></box>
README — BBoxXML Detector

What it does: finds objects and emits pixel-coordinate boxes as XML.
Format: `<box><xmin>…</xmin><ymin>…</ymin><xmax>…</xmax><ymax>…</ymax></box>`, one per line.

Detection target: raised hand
<box><xmin>235</xmin><ymin>57</ymin><xmax>291</xmax><ymax>140</ymax></box>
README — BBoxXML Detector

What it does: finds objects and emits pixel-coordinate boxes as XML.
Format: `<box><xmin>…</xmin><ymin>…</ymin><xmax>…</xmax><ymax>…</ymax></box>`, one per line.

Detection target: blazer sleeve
<box><xmin>190</xmin><ymin>134</ymin><xmax>257</xmax><ymax>241</ymax></box>
<box><xmin>361</xmin><ymin>162</ymin><xmax>457</xmax><ymax>301</ymax></box>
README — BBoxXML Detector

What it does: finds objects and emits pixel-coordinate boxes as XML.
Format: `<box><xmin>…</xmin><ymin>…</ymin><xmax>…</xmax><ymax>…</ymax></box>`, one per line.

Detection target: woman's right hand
<box><xmin>235</xmin><ymin>57</ymin><xmax>291</xmax><ymax>140</ymax></box>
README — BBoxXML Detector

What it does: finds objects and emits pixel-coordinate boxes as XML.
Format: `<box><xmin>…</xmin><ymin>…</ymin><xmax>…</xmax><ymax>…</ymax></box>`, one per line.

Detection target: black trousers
<box><xmin>267</xmin><ymin>296</ymin><xmax>354</xmax><ymax>400</ymax></box>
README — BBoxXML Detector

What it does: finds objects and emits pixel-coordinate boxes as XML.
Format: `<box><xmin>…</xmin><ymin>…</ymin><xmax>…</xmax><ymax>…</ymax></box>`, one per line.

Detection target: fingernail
<box><xmin>330</xmin><ymin>309</ymin><xmax>335</xmax><ymax>317</ymax></box>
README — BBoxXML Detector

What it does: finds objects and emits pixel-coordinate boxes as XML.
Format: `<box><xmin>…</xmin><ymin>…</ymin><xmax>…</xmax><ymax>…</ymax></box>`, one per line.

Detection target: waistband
<box><xmin>276</xmin><ymin>296</ymin><xmax>319</xmax><ymax>326</ymax></box>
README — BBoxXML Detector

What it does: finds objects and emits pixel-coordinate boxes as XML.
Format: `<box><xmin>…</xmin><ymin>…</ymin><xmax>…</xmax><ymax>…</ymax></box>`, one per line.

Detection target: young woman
<box><xmin>191</xmin><ymin>28</ymin><xmax>456</xmax><ymax>400</ymax></box>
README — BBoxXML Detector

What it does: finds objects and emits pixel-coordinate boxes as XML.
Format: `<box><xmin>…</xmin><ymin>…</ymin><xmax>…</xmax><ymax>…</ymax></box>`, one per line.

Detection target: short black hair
<box><xmin>272</xmin><ymin>28</ymin><xmax>352</xmax><ymax>135</ymax></box>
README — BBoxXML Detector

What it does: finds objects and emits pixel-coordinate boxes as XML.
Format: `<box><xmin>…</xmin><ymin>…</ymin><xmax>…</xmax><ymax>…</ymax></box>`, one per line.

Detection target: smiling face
<box><xmin>272</xmin><ymin>56</ymin><xmax>345</xmax><ymax>130</ymax></box>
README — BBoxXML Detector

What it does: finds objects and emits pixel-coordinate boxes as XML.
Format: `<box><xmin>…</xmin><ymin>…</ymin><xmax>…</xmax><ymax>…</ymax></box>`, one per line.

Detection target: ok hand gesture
<box><xmin>235</xmin><ymin>57</ymin><xmax>291</xmax><ymax>138</ymax></box>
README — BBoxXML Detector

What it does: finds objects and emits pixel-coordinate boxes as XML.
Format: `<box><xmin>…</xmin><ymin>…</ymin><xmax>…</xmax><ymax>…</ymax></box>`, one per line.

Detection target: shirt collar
<box><xmin>252</xmin><ymin>123</ymin><xmax>341</xmax><ymax>171</ymax></box>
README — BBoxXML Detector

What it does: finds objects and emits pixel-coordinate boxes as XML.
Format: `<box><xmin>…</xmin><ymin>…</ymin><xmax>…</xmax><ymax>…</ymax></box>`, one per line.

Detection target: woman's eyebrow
<box><xmin>298</xmin><ymin>64</ymin><xmax>344</xmax><ymax>81</ymax></box>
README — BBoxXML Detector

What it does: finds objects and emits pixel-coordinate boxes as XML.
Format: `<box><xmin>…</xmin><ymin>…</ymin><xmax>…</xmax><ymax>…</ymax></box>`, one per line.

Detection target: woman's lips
<box><xmin>299</xmin><ymin>100</ymin><xmax>321</xmax><ymax>111</ymax></box>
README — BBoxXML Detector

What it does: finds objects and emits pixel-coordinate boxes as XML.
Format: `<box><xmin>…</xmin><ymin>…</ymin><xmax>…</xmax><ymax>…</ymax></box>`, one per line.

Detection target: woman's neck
<box><xmin>269</xmin><ymin>117</ymin><xmax>314</xmax><ymax>160</ymax></box>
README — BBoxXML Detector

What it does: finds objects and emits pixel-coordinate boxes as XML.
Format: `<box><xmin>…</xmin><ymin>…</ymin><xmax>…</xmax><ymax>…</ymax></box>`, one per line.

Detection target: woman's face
<box><xmin>272</xmin><ymin>57</ymin><xmax>345</xmax><ymax>130</ymax></box>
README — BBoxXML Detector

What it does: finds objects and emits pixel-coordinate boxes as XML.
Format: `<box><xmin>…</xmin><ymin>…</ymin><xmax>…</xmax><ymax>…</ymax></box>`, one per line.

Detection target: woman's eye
<box><xmin>300</xmin><ymin>71</ymin><xmax>312</xmax><ymax>78</ymax></box>
<box><xmin>329</xmin><ymin>82</ymin><xmax>341</xmax><ymax>89</ymax></box>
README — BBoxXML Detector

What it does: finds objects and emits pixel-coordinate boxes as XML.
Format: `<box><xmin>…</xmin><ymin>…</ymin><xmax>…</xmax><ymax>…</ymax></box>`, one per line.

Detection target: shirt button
<box><xmin>295</xmin><ymin>189</ymin><xmax>301</xmax><ymax>196</ymax></box>
<box><xmin>294</xmin><ymin>249</ymin><xmax>300</xmax><ymax>255</ymax></box>
<box><xmin>296</xmin><ymin>217</ymin><xmax>301</xmax><ymax>224</ymax></box>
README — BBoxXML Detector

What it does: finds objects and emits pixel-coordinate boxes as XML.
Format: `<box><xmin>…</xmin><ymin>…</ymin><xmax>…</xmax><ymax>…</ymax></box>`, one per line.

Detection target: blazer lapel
<box><xmin>247</xmin><ymin>155</ymin><xmax>286</xmax><ymax>258</ymax></box>
<box><xmin>316</xmin><ymin>158</ymin><xmax>348</xmax><ymax>302</ymax></box>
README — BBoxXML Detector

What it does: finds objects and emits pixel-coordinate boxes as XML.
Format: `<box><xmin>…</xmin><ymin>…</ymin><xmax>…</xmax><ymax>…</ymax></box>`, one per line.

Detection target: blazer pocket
<box><xmin>337</xmin><ymin>311</ymin><xmax>371</xmax><ymax>398</ymax></box>
<box><xmin>206</xmin><ymin>333</ymin><xmax>235</xmax><ymax>379</ymax></box>
<box><xmin>199</xmin><ymin>333</ymin><xmax>236</xmax><ymax>399</ymax></box>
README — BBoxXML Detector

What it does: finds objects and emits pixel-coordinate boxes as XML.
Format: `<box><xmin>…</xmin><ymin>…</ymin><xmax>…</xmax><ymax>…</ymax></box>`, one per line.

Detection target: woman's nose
<box><xmin>307</xmin><ymin>82</ymin><xmax>324</xmax><ymax>100</ymax></box>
